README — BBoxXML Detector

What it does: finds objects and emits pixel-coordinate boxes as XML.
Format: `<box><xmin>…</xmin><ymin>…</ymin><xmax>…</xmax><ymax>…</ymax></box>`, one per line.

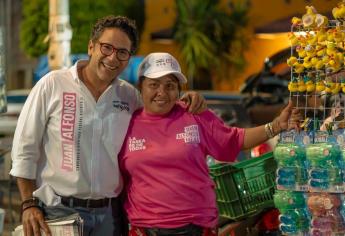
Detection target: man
<box><xmin>10</xmin><ymin>15</ymin><xmax>204</xmax><ymax>236</ymax></box>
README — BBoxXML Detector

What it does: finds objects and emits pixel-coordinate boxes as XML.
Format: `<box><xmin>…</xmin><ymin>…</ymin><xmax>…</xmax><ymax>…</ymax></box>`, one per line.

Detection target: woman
<box><xmin>119</xmin><ymin>52</ymin><xmax>299</xmax><ymax>236</ymax></box>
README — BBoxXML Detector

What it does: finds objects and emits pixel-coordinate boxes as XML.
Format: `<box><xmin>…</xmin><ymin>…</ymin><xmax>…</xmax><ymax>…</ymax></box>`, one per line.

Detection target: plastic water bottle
<box><xmin>306</xmin><ymin>142</ymin><xmax>343</xmax><ymax>192</ymax></box>
<box><xmin>308</xmin><ymin>178</ymin><xmax>330</xmax><ymax>190</ymax></box>
<box><xmin>307</xmin><ymin>193</ymin><xmax>345</xmax><ymax>234</ymax></box>
<box><xmin>307</xmin><ymin>193</ymin><xmax>341</xmax><ymax>215</ymax></box>
<box><xmin>340</xmin><ymin>195</ymin><xmax>345</xmax><ymax>223</ymax></box>
<box><xmin>274</xmin><ymin>142</ymin><xmax>307</xmax><ymax>190</ymax></box>
<box><xmin>309</xmin><ymin>169</ymin><xmax>328</xmax><ymax>179</ymax></box>
<box><xmin>274</xmin><ymin>190</ymin><xmax>310</xmax><ymax>234</ymax></box>
<box><xmin>310</xmin><ymin>228</ymin><xmax>332</xmax><ymax>236</ymax></box>
<box><xmin>276</xmin><ymin>167</ymin><xmax>296</xmax><ymax>188</ymax></box>
<box><xmin>342</xmin><ymin>148</ymin><xmax>345</xmax><ymax>184</ymax></box>
<box><xmin>338</xmin><ymin>194</ymin><xmax>345</xmax><ymax>234</ymax></box>
<box><xmin>310</xmin><ymin>216</ymin><xmax>333</xmax><ymax>229</ymax></box>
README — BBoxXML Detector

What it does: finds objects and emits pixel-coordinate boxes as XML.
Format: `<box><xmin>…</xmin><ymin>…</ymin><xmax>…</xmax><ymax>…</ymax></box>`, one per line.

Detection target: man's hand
<box><xmin>180</xmin><ymin>91</ymin><xmax>207</xmax><ymax>113</ymax></box>
<box><xmin>16</xmin><ymin>178</ymin><xmax>51</xmax><ymax>236</ymax></box>
<box><xmin>22</xmin><ymin>207</ymin><xmax>51</xmax><ymax>236</ymax></box>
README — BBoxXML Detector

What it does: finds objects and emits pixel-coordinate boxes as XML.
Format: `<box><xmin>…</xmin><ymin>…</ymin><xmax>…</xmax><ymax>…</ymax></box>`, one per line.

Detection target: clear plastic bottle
<box><xmin>306</xmin><ymin>141</ymin><xmax>343</xmax><ymax>192</ymax></box>
<box><xmin>338</xmin><ymin>194</ymin><xmax>345</xmax><ymax>234</ymax></box>
<box><xmin>310</xmin><ymin>216</ymin><xmax>333</xmax><ymax>229</ymax></box>
<box><xmin>342</xmin><ymin>148</ymin><xmax>345</xmax><ymax>186</ymax></box>
<box><xmin>274</xmin><ymin>142</ymin><xmax>308</xmax><ymax>191</ymax></box>
<box><xmin>310</xmin><ymin>227</ymin><xmax>332</xmax><ymax>236</ymax></box>
<box><xmin>307</xmin><ymin>193</ymin><xmax>345</xmax><ymax>235</ymax></box>
<box><xmin>274</xmin><ymin>190</ymin><xmax>310</xmax><ymax>235</ymax></box>
<box><xmin>341</xmin><ymin>194</ymin><xmax>345</xmax><ymax>222</ymax></box>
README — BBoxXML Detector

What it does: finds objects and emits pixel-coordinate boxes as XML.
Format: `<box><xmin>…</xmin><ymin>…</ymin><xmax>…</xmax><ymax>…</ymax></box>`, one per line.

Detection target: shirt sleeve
<box><xmin>195</xmin><ymin>109</ymin><xmax>245</xmax><ymax>162</ymax></box>
<box><xmin>133</xmin><ymin>88</ymin><xmax>143</xmax><ymax>110</ymax></box>
<box><xmin>10</xmin><ymin>76</ymin><xmax>50</xmax><ymax>179</ymax></box>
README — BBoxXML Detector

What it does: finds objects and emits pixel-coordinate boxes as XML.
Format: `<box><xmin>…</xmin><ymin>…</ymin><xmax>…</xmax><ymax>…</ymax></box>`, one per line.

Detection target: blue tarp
<box><xmin>118</xmin><ymin>56</ymin><xmax>144</xmax><ymax>85</ymax></box>
<box><xmin>33</xmin><ymin>54</ymin><xmax>144</xmax><ymax>86</ymax></box>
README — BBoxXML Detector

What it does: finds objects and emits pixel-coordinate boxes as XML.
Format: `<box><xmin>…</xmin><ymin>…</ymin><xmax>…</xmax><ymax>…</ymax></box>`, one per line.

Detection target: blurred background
<box><xmin>0</xmin><ymin>0</ymin><xmax>337</xmax><ymax>129</ymax></box>
<box><xmin>0</xmin><ymin>0</ymin><xmax>339</xmax><ymax>235</ymax></box>
<box><xmin>0</xmin><ymin>0</ymin><xmax>337</xmax><ymax>90</ymax></box>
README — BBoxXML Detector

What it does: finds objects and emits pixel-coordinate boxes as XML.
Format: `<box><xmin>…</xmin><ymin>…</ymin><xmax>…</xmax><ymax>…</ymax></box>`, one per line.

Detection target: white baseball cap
<box><xmin>138</xmin><ymin>52</ymin><xmax>187</xmax><ymax>84</ymax></box>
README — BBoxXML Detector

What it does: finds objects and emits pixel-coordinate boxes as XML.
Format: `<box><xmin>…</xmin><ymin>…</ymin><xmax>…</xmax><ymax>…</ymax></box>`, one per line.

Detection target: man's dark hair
<box><xmin>90</xmin><ymin>15</ymin><xmax>139</xmax><ymax>54</ymax></box>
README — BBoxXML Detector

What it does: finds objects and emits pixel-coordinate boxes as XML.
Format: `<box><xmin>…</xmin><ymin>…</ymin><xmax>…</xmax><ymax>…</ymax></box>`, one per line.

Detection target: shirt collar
<box><xmin>70</xmin><ymin>59</ymin><xmax>89</xmax><ymax>83</ymax></box>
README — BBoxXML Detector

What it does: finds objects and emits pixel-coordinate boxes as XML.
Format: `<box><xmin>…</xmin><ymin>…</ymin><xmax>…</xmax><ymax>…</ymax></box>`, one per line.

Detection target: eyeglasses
<box><xmin>97</xmin><ymin>42</ymin><xmax>131</xmax><ymax>61</ymax></box>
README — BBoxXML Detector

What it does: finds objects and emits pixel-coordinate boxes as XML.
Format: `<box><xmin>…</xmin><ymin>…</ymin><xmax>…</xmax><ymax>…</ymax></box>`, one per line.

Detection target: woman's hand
<box><xmin>273</xmin><ymin>100</ymin><xmax>301</xmax><ymax>133</ymax></box>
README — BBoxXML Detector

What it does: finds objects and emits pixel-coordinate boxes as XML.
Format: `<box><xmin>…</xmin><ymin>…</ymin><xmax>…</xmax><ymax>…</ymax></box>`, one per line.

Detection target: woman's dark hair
<box><xmin>137</xmin><ymin>75</ymin><xmax>182</xmax><ymax>93</ymax></box>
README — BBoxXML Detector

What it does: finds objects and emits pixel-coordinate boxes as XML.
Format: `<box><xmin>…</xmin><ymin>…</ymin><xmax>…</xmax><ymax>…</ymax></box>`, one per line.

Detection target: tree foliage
<box><xmin>20</xmin><ymin>0</ymin><xmax>49</xmax><ymax>57</ymax></box>
<box><xmin>20</xmin><ymin>0</ymin><xmax>145</xmax><ymax>57</ymax></box>
<box><xmin>174</xmin><ymin>0</ymin><xmax>249</xmax><ymax>89</ymax></box>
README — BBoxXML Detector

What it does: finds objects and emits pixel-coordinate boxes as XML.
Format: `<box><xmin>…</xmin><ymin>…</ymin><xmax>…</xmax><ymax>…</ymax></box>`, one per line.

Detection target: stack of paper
<box><xmin>12</xmin><ymin>213</ymin><xmax>83</xmax><ymax>236</ymax></box>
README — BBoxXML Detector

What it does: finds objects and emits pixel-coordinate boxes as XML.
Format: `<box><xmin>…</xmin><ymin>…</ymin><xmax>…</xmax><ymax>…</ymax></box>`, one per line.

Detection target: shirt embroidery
<box><xmin>129</xmin><ymin>137</ymin><xmax>146</xmax><ymax>152</ymax></box>
<box><xmin>155</xmin><ymin>58</ymin><xmax>178</xmax><ymax>70</ymax></box>
<box><xmin>176</xmin><ymin>125</ymin><xmax>200</xmax><ymax>144</ymax></box>
<box><xmin>113</xmin><ymin>100</ymin><xmax>129</xmax><ymax>112</ymax></box>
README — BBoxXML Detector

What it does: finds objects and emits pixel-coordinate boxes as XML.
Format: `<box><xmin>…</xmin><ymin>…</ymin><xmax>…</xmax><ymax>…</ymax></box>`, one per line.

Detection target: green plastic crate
<box><xmin>209</xmin><ymin>152</ymin><xmax>277</xmax><ymax>221</ymax></box>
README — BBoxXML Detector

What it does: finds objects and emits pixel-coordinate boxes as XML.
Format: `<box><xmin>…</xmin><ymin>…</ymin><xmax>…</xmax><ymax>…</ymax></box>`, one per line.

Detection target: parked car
<box><xmin>0</xmin><ymin>89</ymin><xmax>30</xmax><ymax>135</ymax></box>
<box><xmin>201</xmin><ymin>91</ymin><xmax>252</xmax><ymax>128</ymax></box>
<box><xmin>240</xmin><ymin>47</ymin><xmax>291</xmax><ymax>125</ymax></box>
<box><xmin>240</xmin><ymin>47</ymin><xmax>291</xmax><ymax>98</ymax></box>
<box><xmin>200</xmin><ymin>91</ymin><xmax>268</xmax><ymax>160</ymax></box>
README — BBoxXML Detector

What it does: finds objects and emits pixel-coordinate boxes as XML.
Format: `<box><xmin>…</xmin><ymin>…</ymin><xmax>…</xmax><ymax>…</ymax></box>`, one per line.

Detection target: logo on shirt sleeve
<box><xmin>129</xmin><ymin>137</ymin><xmax>146</xmax><ymax>152</ymax></box>
<box><xmin>176</xmin><ymin>125</ymin><xmax>200</xmax><ymax>144</ymax></box>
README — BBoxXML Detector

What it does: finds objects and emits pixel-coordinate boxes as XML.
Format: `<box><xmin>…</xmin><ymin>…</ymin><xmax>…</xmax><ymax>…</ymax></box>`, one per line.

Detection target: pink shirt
<box><xmin>119</xmin><ymin>103</ymin><xmax>244</xmax><ymax>228</ymax></box>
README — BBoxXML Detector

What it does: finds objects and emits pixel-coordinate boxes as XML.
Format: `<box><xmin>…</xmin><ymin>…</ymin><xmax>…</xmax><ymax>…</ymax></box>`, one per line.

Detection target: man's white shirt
<box><xmin>10</xmin><ymin>60</ymin><xmax>141</xmax><ymax>204</ymax></box>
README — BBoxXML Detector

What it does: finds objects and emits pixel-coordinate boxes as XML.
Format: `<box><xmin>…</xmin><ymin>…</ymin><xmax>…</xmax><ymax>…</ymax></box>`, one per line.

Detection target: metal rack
<box><xmin>289</xmin><ymin>18</ymin><xmax>345</xmax><ymax>130</ymax></box>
